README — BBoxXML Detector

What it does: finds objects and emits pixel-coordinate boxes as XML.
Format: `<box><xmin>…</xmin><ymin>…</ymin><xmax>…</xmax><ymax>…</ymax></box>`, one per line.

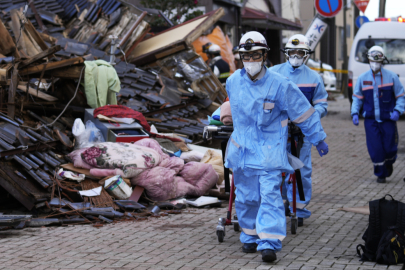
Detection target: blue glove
<box><xmin>352</xmin><ymin>114</ymin><xmax>359</xmax><ymax>126</ymax></box>
<box><xmin>390</xmin><ymin>110</ymin><xmax>400</xmax><ymax>121</ymax></box>
<box><xmin>316</xmin><ymin>141</ymin><xmax>329</xmax><ymax>157</ymax></box>
<box><xmin>212</xmin><ymin>115</ymin><xmax>220</xmax><ymax>121</ymax></box>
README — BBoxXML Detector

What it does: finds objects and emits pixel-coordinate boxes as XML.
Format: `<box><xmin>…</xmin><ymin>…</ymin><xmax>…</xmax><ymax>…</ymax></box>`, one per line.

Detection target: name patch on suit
<box><xmin>363</xmin><ymin>81</ymin><xmax>373</xmax><ymax>85</ymax></box>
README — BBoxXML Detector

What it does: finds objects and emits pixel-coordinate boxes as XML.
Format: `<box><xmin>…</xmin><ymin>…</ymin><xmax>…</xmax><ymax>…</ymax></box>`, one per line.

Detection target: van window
<box><xmin>355</xmin><ymin>39</ymin><xmax>405</xmax><ymax>64</ymax></box>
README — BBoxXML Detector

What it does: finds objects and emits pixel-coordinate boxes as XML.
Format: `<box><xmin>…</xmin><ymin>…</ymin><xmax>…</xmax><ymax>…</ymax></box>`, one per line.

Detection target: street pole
<box><xmin>342</xmin><ymin>2</ymin><xmax>348</xmax><ymax>98</ymax></box>
<box><xmin>379</xmin><ymin>0</ymin><xmax>386</xmax><ymax>18</ymax></box>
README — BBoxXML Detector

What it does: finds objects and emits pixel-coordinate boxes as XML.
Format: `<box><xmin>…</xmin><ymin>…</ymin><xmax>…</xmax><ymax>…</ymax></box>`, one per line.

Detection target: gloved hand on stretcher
<box><xmin>316</xmin><ymin>141</ymin><xmax>329</xmax><ymax>157</ymax></box>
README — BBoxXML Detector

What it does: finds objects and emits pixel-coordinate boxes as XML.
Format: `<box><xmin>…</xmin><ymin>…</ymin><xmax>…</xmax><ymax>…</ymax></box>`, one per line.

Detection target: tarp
<box><xmin>192</xmin><ymin>26</ymin><xmax>236</xmax><ymax>74</ymax></box>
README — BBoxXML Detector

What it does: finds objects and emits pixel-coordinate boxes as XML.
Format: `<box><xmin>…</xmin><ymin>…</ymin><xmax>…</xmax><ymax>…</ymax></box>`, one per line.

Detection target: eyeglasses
<box><xmin>285</xmin><ymin>49</ymin><xmax>308</xmax><ymax>59</ymax></box>
<box><xmin>240</xmin><ymin>52</ymin><xmax>264</xmax><ymax>60</ymax></box>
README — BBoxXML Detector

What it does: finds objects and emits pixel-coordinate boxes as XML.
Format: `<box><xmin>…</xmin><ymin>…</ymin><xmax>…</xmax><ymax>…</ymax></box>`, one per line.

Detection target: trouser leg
<box><xmin>381</xmin><ymin>121</ymin><xmax>398</xmax><ymax>167</ymax></box>
<box><xmin>256</xmin><ymin>171</ymin><xmax>285</xmax><ymax>252</ymax></box>
<box><xmin>287</xmin><ymin>139</ymin><xmax>312</xmax><ymax>218</ymax></box>
<box><xmin>234</xmin><ymin>169</ymin><xmax>260</xmax><ymax>244</ymax></box>
<box><xmin>364</xmin><ymin>119</ymin><xmax>387</xmax><ymax>178</ymax></box>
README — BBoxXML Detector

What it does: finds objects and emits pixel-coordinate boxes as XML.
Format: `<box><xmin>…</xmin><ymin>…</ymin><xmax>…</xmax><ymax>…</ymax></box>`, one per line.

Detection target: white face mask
<box><xmin>370</xmin><ymin>61</ymin><xmax>382</xmax><ymax>72</ymax></box>
<box><xmin>243</xmin><ymin>61</ymin><xmax>262</xmax><ymax>76</ymax></box>
<box><xmin>288</xmin><ymin>56</ymin><xmax>304</xmax><ymax>67</ymax></box>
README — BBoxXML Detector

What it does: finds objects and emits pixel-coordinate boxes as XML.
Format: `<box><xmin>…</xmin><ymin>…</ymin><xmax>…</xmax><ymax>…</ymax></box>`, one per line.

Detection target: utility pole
<box><xmin>342</xmin><ymin>1</ymin><xmax>348</xmax><ymax>97</ymax></box>
<box><xmin>379</xmin><ymin>0</ymin><xmax>386</xmax><ymax>18</ymax></box>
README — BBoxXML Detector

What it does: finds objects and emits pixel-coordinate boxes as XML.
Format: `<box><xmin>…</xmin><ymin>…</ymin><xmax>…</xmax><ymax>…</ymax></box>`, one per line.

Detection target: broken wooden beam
<box><xmin>19</xmin><ymin>57</ymin><xmax>84</xmax><ymax>76</ymax></box>
<box><xmin>20</xmin><ymin>46</ymin><xmax>61</xmax><ymax>68</ymax></box>
<box><xmin>0</xmin><ymin>19</ymin><xmax>18</xmax><ymax>56</ymax></box>
<box><xmin>7</xmin><ymin>63</ymin><xmax>19</xmax><ymax>119</ymax></box>
<box><xmin>17</xmin><ymin>84</ymin><xmax>58</xmax><ymax>102</ymax></box>
<box><xmin>45</xmin><ymin>65</ymin><xmax>85</xmax><ymax>79</ymax></box>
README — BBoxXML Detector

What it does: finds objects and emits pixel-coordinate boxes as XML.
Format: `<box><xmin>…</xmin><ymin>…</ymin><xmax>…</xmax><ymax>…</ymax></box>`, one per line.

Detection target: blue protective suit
<box><xmin>269</xmin><ymin>61</ymin><xmax>328</xmax><ymax>219</ymax></box>
<box><xmin>351</xmin><ymin>68</ymin><xmax>405</xmax><ymax>178</ymax></box>
<box><xmin>225</xmin><ymin>67</ymin><xmax>326</xmax><ymax>252</ymax></box>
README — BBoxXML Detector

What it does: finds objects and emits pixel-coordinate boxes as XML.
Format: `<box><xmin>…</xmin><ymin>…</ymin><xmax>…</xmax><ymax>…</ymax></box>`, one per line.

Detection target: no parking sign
<box><xmin>315</xmin><ymin>0</ymin><xmax>343</xmax><ymax>18</ymax></box>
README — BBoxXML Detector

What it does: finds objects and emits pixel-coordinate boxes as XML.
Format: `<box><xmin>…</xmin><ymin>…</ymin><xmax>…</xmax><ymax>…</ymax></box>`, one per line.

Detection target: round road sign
<box><xmin>355</xmin><ymin>15</ymin><xmax>370</xmax><ymax>28</ymax></box>
<box><xmin>315</xmin><ymin>0</ymin><xmax>343</xmax><ymax>18</ymax></box>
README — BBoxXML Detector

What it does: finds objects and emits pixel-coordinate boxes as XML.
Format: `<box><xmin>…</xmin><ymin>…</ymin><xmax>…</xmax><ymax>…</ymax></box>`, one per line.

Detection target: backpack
<box><xmin>376</xmin><ymin>227</ymin><xmax>405</xmax><ymax>265</ymax></box>
<box><xmin>356</xmin><ymin>194</ymin><xmax>405</xmax><ymax>264</ymax></box>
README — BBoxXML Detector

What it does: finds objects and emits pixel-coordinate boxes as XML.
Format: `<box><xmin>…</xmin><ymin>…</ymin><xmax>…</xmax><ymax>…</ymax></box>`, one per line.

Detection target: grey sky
<box><xmin>364</xmin><ymin>0</ymin><xmax>405</xmax><ymax>21</ymax></box>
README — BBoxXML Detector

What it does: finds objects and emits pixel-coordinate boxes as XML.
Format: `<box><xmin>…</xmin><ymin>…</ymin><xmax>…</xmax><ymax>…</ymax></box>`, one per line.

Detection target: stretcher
<box><xmin>203</xmin><ymin>124</ymin><xmax>305</xmax><ymax>243</ymax></box>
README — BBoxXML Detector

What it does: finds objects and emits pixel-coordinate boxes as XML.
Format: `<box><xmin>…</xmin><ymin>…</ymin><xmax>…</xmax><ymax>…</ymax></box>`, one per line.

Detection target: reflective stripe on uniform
<box><xmin>313</xmin><ymin>98</ymin><xmax>327</xmax><ymax>105</ymax></box>
<box><xmin>373</xmin><ymin>161</ymin><xmax>385</xmax><ymax>166</ymax></box>
<box><xmin>219</xmin><ymin>72</ymin><xmax>230</xmax><ymax>79</ymax></box>
<box><xmin>379</xmin><ymin>83</ymin><xmax>394</xmax><ymax>88</ymax></box>
<box><xmin>258</xmin><ymin>232</ymin><xmax>285</xmax><ymax>241</ymax></box>
<box><xmin>242</xmin><ymin>227</ymin><xmax>257</xmax><ymax>235</ymax></box>
<box><xmin>292</xmin><ymin>107</ymin><xmax>315</xmax><ymax>124</ymax></box>
<box><xmin>231</xmin><ymin>138</ymin><xmax>240</xmax><ymax>148</ymax></box>
<box><xmin>281</xmin><ymin>119</ymin><xmax>288</xmax><ymax>127</ymax></box>
<box><xmin>362</xmin><ymin>86</ymin><xmax>373</xmax><ymax>91</ymax></box>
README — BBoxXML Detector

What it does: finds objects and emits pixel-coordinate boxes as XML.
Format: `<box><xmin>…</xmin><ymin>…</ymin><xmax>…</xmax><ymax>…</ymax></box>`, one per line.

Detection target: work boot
<box><xmin>242</xmin><ymin>243</ymin><xmax>258</xmax><ymax>253</ymax></box>
<box><xmin>386</xmin><ymin>164</ymin><xmax>393</xmax><ymax>177</ymax></box>
<box><xmin>298</xmin><ymin>217</ymin><xmax>304</xmax><ymax>227</ymax></box>
<box><xmin>377</xmin><ymin>177</ymin><xmax>386</xmax><ymax>183</ymax></box>
<box><xmin>261</xmin><ymin>249</ymin><xmax>277</xmax><ymax>262</ymax></box>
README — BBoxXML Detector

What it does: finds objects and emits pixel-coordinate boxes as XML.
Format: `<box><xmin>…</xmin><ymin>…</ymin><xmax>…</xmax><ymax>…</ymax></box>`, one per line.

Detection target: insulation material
<box><xmin>192</xmin><ymin>26</ymin><xmax>236</xmax><ymax>74</ymax></box>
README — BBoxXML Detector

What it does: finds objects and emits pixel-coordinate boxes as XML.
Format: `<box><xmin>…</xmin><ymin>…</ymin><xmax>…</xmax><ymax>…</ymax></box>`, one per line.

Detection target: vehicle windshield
<box><xmin>355</xmin><ymin>39</ymin><xmax>405</xmax><ymax>64</ymax></box>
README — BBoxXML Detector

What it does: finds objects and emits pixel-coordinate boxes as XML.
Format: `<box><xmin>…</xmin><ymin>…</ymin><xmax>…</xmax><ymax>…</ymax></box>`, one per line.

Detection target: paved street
<box><xmin>0</xmin><ymin>97</ymin><xmax>405</xmax><ymax>270</ymax></box>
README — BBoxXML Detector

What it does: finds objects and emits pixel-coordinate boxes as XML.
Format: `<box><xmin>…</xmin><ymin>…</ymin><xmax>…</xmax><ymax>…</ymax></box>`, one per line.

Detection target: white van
<box><xmin>348</xmin><ymin>20</ymin><xmax>405</xmax><ymax>103</ymax></box>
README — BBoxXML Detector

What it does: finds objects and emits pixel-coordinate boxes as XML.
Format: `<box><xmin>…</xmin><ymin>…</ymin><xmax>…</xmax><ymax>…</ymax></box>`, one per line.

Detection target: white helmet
<box><xmin>367</xmin><ymin>46</ymin><xmax>385</xmax><ymax>62</ymax></box>
<box><xmin>207</xmin><ymin>44</ymin><xmax>221</xmax><ymax>54</ymax></box>
<box><xmin>238</xmin><ymin>31</ymin><xmax>269</xmax><ymax>52</ymax></box>
<box><xmin>285</xmin><ymin>34</ymin><xmax>310</xmax><ymax>51</ymax></box>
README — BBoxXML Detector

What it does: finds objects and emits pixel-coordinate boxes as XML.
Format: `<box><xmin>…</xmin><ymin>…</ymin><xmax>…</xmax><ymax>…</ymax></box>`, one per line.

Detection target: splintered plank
<box><xmin>17</xmin><ymin>84</ymin><xmax>58</xmax><ymax>102</ymax></box>
<box><xmin>0</xmin><ymin>19</ymin><xmax>17</xmax><ymax>56</ymax></box>
<box><xmin>19</xmin><ymin>57</ymin><xmax>84</xmax><ymax>76</ymax></box>
<box><xmin>0</xmin><ymin>162</ymin><xmax>50</xmax><ymax>210</ymax></box>
<box><xmin>20</xmin><ymin>46</ymin><xmax>61</xmax><ymax>68</ymax></box>
<box><xmin>7</xmin><ymin>63</ymin><xmax>19</xmax><ymax>119</ymax></box>
<box><xmin>81</xmin><ymin>179</ymin><xmax>117</xmax><ymax>209</ymax></box>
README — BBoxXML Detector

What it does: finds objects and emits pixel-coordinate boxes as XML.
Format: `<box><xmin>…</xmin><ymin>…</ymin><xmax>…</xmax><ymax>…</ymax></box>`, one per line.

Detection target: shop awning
<box><xmin>242</xmin><ymin>7</ymin><xmax>302</xmax><ymax>31</ymax></box>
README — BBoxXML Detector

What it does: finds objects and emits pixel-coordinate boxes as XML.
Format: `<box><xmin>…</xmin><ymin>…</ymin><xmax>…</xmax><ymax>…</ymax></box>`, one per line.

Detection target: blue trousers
<box><xmin>284</xmin><ymin>138</ymin><xmax>312</xmax><ymax>219</ymax></box>
<box><xmin>364</xmin><ymin>119</ymin><xmax>398</xmax><ymax>178</ymax></box>
<box><xmin>234</xmin><ymin>169</ymin><xmax>285</xmax><ymax>252</ymax></box>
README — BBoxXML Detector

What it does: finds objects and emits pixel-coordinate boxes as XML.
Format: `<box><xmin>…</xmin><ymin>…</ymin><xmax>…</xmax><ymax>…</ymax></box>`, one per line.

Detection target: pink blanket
<box><xmin>68</xmin><ymin>139</ymin><xmax>218</xmax><ymax>201</ymax></box>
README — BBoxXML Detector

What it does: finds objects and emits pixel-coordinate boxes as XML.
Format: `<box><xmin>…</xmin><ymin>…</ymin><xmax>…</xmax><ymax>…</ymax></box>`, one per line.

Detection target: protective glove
<box><xmin>390</xmin><ymin>110</ymin><xmax>400</xmax><ymax>121</ymax></box>
<box><xmin>352</xmin><ymin>114</ymin><xmax>359</xmax><ymax>126</ymax></box>
<box><xmin>316</xmin><ymin>141</ymin><xmax>329</xmax><ymax>157</ymax></box>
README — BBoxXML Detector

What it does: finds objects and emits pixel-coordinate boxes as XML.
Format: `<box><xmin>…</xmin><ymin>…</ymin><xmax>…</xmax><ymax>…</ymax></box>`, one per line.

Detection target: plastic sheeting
<box><xmin>192</xmin><ymin>26</ymin><xmax>236</xmax><ymax>74</ymax></box>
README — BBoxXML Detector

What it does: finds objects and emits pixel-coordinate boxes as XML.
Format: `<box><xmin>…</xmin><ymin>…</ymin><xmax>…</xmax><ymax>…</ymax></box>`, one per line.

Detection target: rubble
<box><xmin>0</xmin><ymin>0</ymin><xmax>229</xmax><ymax>229</ymax></box>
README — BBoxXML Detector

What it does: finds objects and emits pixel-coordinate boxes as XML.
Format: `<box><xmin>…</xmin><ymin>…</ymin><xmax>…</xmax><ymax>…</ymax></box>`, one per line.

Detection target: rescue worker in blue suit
<box><xmin>226</xmin><ymin>31</ymin><xmax>329</xmax><ymax>262</ymax></box>
<box><xmin>351</xmin><ymin>46</ymin><xmax>405</xmax><ymax>183</ymax></box>
<box><xmin>269</xmin><ymin>34</ymin><xmax>328</xmax><ymax>227</ymax></box>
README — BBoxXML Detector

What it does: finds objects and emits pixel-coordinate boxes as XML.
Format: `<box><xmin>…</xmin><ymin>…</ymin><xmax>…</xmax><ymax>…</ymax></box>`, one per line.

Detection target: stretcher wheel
<box><xmin>291</xmin><ymin>218</ymin><xmax>297</xmax><ymax>234</ymax></box>
<box><xmin>233</xmin><ymin>222</ymin><xmax>240</xmax><ymax>232</ymax></box>
<box><xmin>217</xmin><ymin>231</ymin><xmax>225</xmax><ymax>242</ymax></box>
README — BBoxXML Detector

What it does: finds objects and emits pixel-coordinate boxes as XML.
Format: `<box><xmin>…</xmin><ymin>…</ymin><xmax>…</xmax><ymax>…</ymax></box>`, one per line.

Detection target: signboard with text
<box><xmin>305</xmin><ymin>17</ymin><xmax>328</xmax><ymax>51</ymax></box>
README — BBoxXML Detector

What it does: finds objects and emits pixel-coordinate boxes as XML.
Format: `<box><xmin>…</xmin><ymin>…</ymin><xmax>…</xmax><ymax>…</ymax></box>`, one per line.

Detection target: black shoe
<box><xmin>298</xmin><ymin>217</ymin><xmax>304</xmax><ymax>227</ymax></box>
<box><xmin>377</xmin><ymin>177</ymin><xmax>386</xmax><ymax>183</ymax></box>
<box><xmin>261</xmin><ymin>249</ymin><xmax>277</xmax><ymax>262</ymax></box>
<box><xmin>242</xmin><ymin>243</ymin><xmax>258</xmax><ymax>253</ymax></box>
<box><xmin>386</xmin><ymin>164</ymin><xmax>393</xmax><ymax>177</ymax></box>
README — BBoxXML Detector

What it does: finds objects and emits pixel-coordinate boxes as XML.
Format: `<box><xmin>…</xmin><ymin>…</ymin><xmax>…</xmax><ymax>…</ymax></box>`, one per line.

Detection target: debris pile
<box><xmin>0</xmin><ymin>0</ymin><xmax>229</xmax><ymax>227</ymax></box>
